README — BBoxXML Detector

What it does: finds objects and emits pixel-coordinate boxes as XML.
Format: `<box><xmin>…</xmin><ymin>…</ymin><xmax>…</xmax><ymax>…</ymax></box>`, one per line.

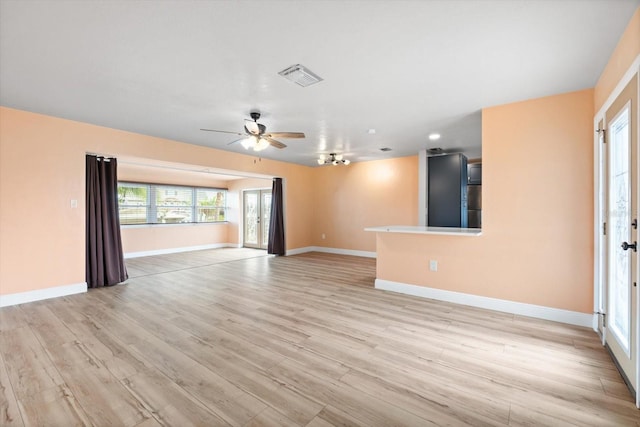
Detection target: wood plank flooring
<box><xmin>0</xmin><ymin>249</ymin><xmax>638</xmax><ymax>426</ymax></box>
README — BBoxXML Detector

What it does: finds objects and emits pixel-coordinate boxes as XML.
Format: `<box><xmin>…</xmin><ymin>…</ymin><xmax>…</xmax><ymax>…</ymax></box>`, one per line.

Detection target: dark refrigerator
<box><xmin>428</xmin><ymin>153</ymin><xmax>468</xmax><ymax>227</ymax></box>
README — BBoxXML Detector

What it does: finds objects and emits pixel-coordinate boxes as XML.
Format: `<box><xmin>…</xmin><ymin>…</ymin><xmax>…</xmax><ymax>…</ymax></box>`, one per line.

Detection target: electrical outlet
<box><xmin>70</xmin><ymin>199</ymin><xmax>78</xmax><ymax>208</ymax></box>
<box><xmin>429</xmin><ymin>260</ymin><xmax>438</xmax><ymax>272</ymax></box>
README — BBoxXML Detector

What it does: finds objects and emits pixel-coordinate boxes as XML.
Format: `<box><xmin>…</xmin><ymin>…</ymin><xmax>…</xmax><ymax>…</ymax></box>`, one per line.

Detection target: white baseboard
<box><xmin>124</xmin><ymin>243</ymin><xmax>239</xmax><ymax>259</ymax></box>
<box><xmin>286</xmin><ymin>246</ymin><xmax>376</xmax><ymax>258</ymax></box>
<box><xmin>376</xmin><ymin>279</ymin><xmax>593</xmax><ymax>328</ymax></box>
<box><xmin>286</xmin><ymin>246</ymin><xmax>314</xmax><ymax>256</ymax></box>
<box><xmin>0</xmin><ymin>282</ymin><xmax>87</xmax><ymax>308</ymax></box>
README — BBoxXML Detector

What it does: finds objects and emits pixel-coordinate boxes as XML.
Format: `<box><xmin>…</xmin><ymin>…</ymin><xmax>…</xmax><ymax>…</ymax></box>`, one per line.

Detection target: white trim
<box><xmin>595</xmin><ymin>55</ymin><xmax>640</xmax><ymax>119</ymax></box>
<box><xmin>124</xmin><ymin>243</ymin><xmax>239</xmax><ymax>259</ymax></box>
<box><xmin>311</xmin><ymin>246</ymin><xmax>376</xmax><ymax>258</ymax></box>
<box><xmin>593</xmin><ymin>112</ymin><xmax>605</xmax><ymax>337</ymax></box>
<box><xmin>0</xmin><ymin>282</ymin><xmax>87</xmax><ymax>308</ymax></box>
<box><xmin>418</xmin><ymin>149</ymin><xmax>427</xmax><ymax>226</ymax></box>
<box><xmin>121</xmin><ymin>222</ymin><xmax>229</xmax><ymax>229</ymax></box>
<box><xmin>376</xmin><ymin>279</ymin><xmax>593</xmax><ymax>328</ymax></box>
<box><xmin>286</xmin><ymin>246</ymin><xmax>314</xmax><ymax>256</ymax></box>
<box><xmin>285</xmin><ymin>246</ymin><xmax>376</xmax><ymax>258</ymax></box>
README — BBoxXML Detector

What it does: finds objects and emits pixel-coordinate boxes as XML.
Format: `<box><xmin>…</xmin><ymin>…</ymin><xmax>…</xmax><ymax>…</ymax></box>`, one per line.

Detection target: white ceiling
<box><xmin>1</xmin><ymin>0</ymin><xmax>638</xmax><ymax>166</ymax></box>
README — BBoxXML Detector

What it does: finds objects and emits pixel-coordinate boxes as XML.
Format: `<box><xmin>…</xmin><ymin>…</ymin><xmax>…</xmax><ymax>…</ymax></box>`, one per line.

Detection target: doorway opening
<box><xmin>243</xmin><ymin>189</ymin><xmax>271</xmax><ymax>250</ymax></box>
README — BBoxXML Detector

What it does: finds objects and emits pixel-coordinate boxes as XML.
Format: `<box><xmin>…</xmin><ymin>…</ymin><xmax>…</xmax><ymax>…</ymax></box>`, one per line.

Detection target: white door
<box><xmin>603</xmin><ymin>74</ymin><xmax>638</xmax><ymax>398</ymax></box>
<box><xmin>243</xmin><ymin>189</ymin><xmax>271</xmax><ymax>249</ymax></box>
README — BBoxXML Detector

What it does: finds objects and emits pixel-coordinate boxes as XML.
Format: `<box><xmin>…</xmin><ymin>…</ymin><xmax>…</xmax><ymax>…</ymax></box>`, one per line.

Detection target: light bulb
<box><xmin>241</xmin><ymin>136</ymin><xmax>256</xmax><ymax>150</ymax></box>
<box><xmin>344</xmin><ymin>159</ymin><xmax>351</xmax><ymax>165</ymax></box>
<box><xmin>335</xmin><ymin>154</ymin><xmax>343</xmax><ymax>161</ymax></box>
<box><xmin>254</xmin><ymin>138</ymin><xmax>270</xmax><ymax>151</ymax></box>
<box><xmin>317</xmin><ymin>159</ymin><xmax>324</xmax><ymax>165</ymax></box>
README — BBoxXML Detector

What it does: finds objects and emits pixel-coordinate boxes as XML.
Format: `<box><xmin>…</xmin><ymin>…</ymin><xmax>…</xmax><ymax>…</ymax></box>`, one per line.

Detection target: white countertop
<box><xmin>364</xmin><ymin>225</ymin><xmax>482</xmax><ymax>236</ymax></box>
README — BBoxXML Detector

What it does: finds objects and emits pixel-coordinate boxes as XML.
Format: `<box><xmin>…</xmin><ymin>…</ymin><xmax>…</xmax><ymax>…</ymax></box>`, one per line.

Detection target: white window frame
<box><xmin>117</xmin><ymin>182</ymin><xmax>228</xmax><ymax>225</ymax></box>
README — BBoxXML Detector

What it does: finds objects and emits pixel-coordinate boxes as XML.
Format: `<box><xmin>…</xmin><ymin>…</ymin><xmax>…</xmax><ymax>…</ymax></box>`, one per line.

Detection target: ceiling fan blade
<box><xmin>200</xmin><ymin>128</ymin><xmax>246</xmax><ymax>136</ymax></box>
<box><xmin>245</xmin><ymin>121</ymin><xmax>260</xmax><ymax>135</ymax></box>
<box><xmin>266</xmin><ymin>132</ymin><xmax>305</xmax><ymax>139</ymax></box>
<box><xmin>265</xmin><ymin>137</ymin><xmax>286</xmax><ymax>149</ymax></box>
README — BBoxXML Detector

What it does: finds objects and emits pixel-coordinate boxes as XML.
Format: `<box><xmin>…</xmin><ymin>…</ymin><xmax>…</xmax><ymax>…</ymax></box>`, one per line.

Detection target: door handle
<box><xmin>621</xmin><ymin>241</ymin><xmax>637</xmax><ymax>252</ymax></box>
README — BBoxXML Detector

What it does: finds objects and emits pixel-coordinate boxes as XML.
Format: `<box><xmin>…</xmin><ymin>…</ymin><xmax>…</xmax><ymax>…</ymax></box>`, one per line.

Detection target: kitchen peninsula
<box><xmin>364</xmin><ymin>224</ymin><xmax>482</xmax><ymax>301</ymax></box>
<box><xmin>364</xmin><ymin>223</ymin><xmax>590</xmax><ymax>327</ymax></box>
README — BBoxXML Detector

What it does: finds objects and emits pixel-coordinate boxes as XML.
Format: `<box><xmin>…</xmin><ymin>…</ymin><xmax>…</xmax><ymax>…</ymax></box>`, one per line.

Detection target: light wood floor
<box><xmin>0</xmin><ymin>250</ymin><xmax>638</xmax><ymax>426</ymax></box>
<box><xmin>125</xmin><ymin>247</ymin><xmax>269</xmax><ymax>278</ymax></box>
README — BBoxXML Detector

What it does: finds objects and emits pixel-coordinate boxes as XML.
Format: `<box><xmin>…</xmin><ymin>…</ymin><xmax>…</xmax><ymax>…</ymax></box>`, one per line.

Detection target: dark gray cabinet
<box><xmin>468</xmin><ymin>163</ymin><xmax>482</xmax><ymax>185</ymax></box>
<box><xmin>467</xmin><ymin>162</ymin><xmax>482</xmax><ymax>228</ymax></box>
<box><xmin>428</xmin><ymin>153</ymin><xmax>468</xmax><ymax>228</ymax></box>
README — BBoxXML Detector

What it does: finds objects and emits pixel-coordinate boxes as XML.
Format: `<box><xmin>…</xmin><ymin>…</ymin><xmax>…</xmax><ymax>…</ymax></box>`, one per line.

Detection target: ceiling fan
<box><xmin>201</xmin><ymin>112</ymin><xmax>305</xmax><ymax>151</ymax></box>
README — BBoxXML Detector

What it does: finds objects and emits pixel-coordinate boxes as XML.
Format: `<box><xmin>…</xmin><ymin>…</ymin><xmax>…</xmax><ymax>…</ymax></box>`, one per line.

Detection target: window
<box><xmin>118</xmin><ymin>183</ymin><xmax>149</xmax><ymax>225</ymax></box>
<box><xmin>117</xmin><ymin>182</ymin><xmax>227</xmax><ymax>225</ymax></box>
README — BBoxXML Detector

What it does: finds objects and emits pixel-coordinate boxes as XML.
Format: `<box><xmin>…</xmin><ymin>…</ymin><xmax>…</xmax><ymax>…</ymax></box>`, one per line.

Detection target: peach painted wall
<box><xmin>595</xmin><ymin>7</ymin><xmax>640</xmax><ymax>113</ymax></box>
<box><xmin>226</xmin><ymin>178</ymin><xmax>273</xmax><ymax>246</ymax></box>
<box><xmin>122</xmin><ymin>224</ymin><xmax>229</xmax><ymax>254</ymax></box>
<box><xmin>376</xmin><ymin>89</ymin><xmax>594</xmax><ymax>313</ymax></box>
<box><xmin>311</xmin><ymin>156</ymin><xmax>418</xmax><ymax>252</ymax></box>
<box><xmin>0</xmin><ymin>107</ymin><xmax>314</xmax><ymax>295</ymax></box>
<box><xmin>0</xmin><ymin>110</ymin><xmax>85</xmax><ymax>296</ymax></box>
<box><xmin>118</xmin><ymin>162</ymin><xmax>229</xmax><ymax>187</ymax></box>
<box><xmin>118</xmin><ymin>162</ymin><xmax>231</xmax><ymax>254</ymax></box>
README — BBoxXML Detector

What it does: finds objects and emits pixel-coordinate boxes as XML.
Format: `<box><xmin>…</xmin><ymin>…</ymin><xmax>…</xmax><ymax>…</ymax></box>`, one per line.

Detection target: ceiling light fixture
<box><xmin>278</xmin><ymin>64</ymin><xmax>323</xmax><ymax>87</ymax></box>
<box><xmin>318</xmin><ymin>153</ymin><xmax>351</xmax><ymax>166</ymax></box>
<box><xmin>428</xmin><ymin>133</ymin><xmax>441</xmax><ymax>141</ymax></box>
<box><xmin>240</xmin><ymin>136</ymin><xmax>270</xmax><ymax>152</ymax></box>
<box><xmin>427</xmin><ymin>147</ymin><xmax>445</xmax><ymax>156</ymax></box>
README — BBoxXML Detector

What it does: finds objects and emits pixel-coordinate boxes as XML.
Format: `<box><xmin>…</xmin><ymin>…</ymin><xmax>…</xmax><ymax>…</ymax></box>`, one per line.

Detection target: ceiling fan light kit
<box><xmin>318</xmin><ymin>153</ymin><xmax>350</xmax><ymax>166</ymax></box>
<box><xmin>240</xmin><ymin>135</ymin><xmax>269</xmax><ymax>151</ymax></box>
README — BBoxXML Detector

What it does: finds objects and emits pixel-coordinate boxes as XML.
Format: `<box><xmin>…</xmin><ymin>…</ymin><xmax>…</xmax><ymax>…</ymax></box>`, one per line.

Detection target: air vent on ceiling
<box><xmin>380</xmin><ymin>147</ymin><xmax>392</xmax><ymax>152</ymax></box>
<box><xmin>278</xmin><ymin>64</ymin><xmax>323</xmax><ymax>87</ymax></box>
<box><xmin>427</xmin><ymin>147</ymin><xmax>445</xmax><ymax>155</ymax></box>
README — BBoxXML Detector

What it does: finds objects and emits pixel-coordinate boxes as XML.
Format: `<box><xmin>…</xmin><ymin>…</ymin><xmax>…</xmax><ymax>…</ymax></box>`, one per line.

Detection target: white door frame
<box><xmin>242</xmin><ymin>187</ymin><xmax>272</xmax><ymax>249</ymax></box>
<box><xmin>594</xmin><ymin>55</ymin><xmax>640</xmax><ymax>408</ymax></box>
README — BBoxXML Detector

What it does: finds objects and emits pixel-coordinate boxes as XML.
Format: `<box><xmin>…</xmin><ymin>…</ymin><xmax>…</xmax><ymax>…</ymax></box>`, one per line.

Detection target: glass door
<box><xmin>243</xmin><ymin>189</ymin><xmax>271</xmax><ymax>250</ymax></box>
<box><xmin>604</xmin><ymin>74</ymin><xmax>638</xmax><ymax>396</ymax></box>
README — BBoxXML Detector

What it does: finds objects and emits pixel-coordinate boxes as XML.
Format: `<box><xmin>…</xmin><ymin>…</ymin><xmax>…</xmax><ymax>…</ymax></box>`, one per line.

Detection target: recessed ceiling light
<box><xmin>428</xmin><ymin>133</ymin><xmax>441</xmax><ymax>141</ymax></box>
<box><xmin>368</xmin><ymin>129</ymin><xmax>376</xmax><ymax>134</ymax></box>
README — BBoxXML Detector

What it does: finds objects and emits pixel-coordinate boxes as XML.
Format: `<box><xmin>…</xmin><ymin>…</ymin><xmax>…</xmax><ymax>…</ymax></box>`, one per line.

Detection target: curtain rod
<box><xmin>86</xmin><ymin>152</ymin><xmax>115</xmax><ymax>160</ymax></box>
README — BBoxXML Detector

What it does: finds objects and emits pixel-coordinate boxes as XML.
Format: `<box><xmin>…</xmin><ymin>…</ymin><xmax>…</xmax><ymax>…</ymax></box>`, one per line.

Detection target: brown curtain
<box><xmin>268</xmin><ymin>177</ymin><xmax>285</xmax><ymax>256</ymax></box>
<box><xmin>86</xmin><ymin>155</ymin><xmax>128</xmax><ymax>288</ymax></box>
